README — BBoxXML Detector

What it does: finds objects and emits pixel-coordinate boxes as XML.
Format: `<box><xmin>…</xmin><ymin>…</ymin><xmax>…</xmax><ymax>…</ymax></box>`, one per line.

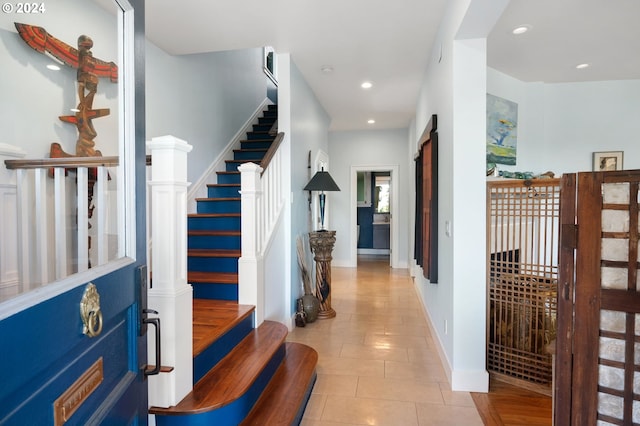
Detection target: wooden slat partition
<box><xmin>486</xmin><ymin>178</ymin><xmax>561</xmax><ymax>394</ymax></box>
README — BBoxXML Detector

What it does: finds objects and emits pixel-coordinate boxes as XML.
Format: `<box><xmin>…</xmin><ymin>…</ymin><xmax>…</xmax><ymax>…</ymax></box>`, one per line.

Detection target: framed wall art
<box><xmin>593</xmin><ymin>151</ymin><xmax>623</xmax><ymax>171</ymax></box>
<box><xmin>487</xmin><ymin>93</ymin><xmax>518</xmax><ymax>166</ymax></box>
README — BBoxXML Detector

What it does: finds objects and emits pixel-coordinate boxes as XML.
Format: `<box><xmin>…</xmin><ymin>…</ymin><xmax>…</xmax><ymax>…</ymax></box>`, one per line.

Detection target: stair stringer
<box><xmin>187</xmin><ymin>98</ymin><xmax>275</xmax><ymax>213</ymax></box>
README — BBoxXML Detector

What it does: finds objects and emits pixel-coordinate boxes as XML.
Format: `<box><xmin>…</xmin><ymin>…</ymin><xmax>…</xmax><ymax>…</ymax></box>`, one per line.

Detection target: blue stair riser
<box><xmin>207</xmin><ymin>185</ymin><xmax>240</xmax><ymax>198</ymax></box>
<box><xmin>225</xmin><ymin>162</ymin><xmax>253</xmax><ymax>172</ymax></box>
<box><xmin>246</xmin><ymin>132</ymin><xmax>273</xmax><ymax>141</ymax></box>
<box><xmin>196</xmin><ymin>200</ymin><xmax>241</xmax><ymax>214</ymax></box>
<box><xmin>252</xmin><ymin>124</ymin><xmax>272</xmax><ymax>132</ymax></box>
<box><xmin>193</xmin><ymin>312</ymin><xmax>253</xmax><ymax>383</ymax></box>
<box><xmin>233</xmin><ymin>150</ymin><xmax>267</xmax><ymax>161</ymax></box>
<box><xmin>240</xmin><ymin>140</ymin><xmax>272</xmax><ymax>150</ymax></box>
<box><xmin>188</xmin><ymin>256</ymin><xmax>239</xmax><ymax>273</ymax></box>
<box><xmin>188</xmin><ymin>234</ymin><xmax>240</xmax><ymax>250</ymax></box>
<box><xmin>188</xmin><ymin>216</ymin><xmax>240</xmax><ymax>231</ymax></box>
<box><xmin>258</xmin><ymin>117</ymin><xmax>276</xmax><ymax>125</ymax></box>
<box><xmin>192</xmin><ymin>283</ymin><xmax>238</xmax><ymax>301</ymax></box>
<box><xmin>264</xmin><ymin>110</ymin><xmax>277</xmax><ymax>117</ymax></box>
<box><xmin>216</xmin><ymin>173</ymin><xmax>240</xmax><ymax>185</ymax></box>
<box><xmin>155</xmin><ymin>345</ymin><xmax>286</xmax><ymax>426</ymax></box>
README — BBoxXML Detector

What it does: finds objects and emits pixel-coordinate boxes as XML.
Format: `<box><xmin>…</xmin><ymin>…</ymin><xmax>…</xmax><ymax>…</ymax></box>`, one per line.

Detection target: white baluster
<box><xmin>95</xmin><ymin>167</ymin><xmax>108</xmax><ymax>266</ymax></box>
<box><xmin>16</xmin><ymin>169</ymin><xmax>30</xmax><ymax>289</ymax></box>
<box><xmin>76</xmin><ymin>167</ymin><xmax>89</xmax><ymax>273</ymax></box>
<box><xmin>54</xmin><ymin>167</ymin><xmax>67</xmax><ymax>279</ymax></box>
<box><xmin>34</xmin><ymin>168</ymin><xmax>49</xmax><ymax>283</ymax></box>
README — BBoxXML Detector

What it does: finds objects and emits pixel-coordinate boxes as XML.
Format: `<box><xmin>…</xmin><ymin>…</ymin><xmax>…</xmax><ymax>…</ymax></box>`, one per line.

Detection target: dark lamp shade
<box><xmin>304</xmin><ymin>170</ymin><xmax>340</xmax><ymax>192</ymax></box>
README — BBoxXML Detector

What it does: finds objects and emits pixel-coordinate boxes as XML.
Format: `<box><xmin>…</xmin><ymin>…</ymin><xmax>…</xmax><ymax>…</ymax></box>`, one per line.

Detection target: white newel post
<box><xmin>238</xmin><ymin>162</ymin><xmax>264</xmax><ymax>326</ymax></box>
<box><xmin>146</xmin><ymin>135</ymin><xmax>193</xmax><ymax>408</ymax></box>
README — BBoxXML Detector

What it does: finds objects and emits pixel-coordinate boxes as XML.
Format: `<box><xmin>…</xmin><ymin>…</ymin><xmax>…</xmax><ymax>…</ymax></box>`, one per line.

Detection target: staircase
<box><xmin>150</xmin><ymin>105</ymin><xmax>318</xmax><ymax>425</ymax></box>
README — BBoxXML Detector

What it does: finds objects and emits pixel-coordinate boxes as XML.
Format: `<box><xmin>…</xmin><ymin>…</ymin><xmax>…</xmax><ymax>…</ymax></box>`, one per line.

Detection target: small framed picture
<box><xmin>593</xmin><ymin>151</ymin><xmax>623</xmax><ymax>171</ymax></box>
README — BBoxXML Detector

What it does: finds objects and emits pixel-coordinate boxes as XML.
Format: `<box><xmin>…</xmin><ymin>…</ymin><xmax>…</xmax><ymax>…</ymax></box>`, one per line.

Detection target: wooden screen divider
<box><xmin>557</xmin><ymin>170</ymin><xmax>640</xmax><ymax>425</ymax></box>
<box><xmin>486</xmin><ymin>178</ymin><xmax>561</xmax><ymax>395</ymax></box>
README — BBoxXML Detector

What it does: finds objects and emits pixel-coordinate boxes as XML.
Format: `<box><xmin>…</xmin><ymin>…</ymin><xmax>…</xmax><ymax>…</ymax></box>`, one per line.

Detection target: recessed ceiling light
<box><xmin>576</xmin><ymin>63</ymin><xmax>590</xmax><ymax>69</ymax></box>
<box><xmin>367</xmin><ymin>119</ymin><xmax>375</xmax><ymax>124</ymax></box>
<box><xmin>46</xmin><ymin>64</ymin><xmax>61</xmax><ymax>71</ymax></box>
<box><xmin>511</xmin><ymin>25</ymin><xmax>531</xmax><ymax>35</ymax></box>
<box><xmin>361</xmin><ymin>81</ymin><xmax>373</xmax><ymax>89</ymax></box>
<box><xmin>321</xmin><ymin>65</ymin><xmax>334</xmax><ymax>74</ymax></box>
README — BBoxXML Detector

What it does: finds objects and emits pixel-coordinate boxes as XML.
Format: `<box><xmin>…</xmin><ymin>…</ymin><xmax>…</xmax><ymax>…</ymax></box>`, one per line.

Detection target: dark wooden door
<box><xmin>557</xmin><ymin>170</ymin><xmax>640</xmax><ymax>425</ymax></box>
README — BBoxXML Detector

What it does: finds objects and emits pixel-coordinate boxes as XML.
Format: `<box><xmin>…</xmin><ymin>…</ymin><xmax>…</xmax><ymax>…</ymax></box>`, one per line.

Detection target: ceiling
<box><xmin>144</xmin><ymin>0</ymin><xmax>640</xmax><ymax>131</ymax></box>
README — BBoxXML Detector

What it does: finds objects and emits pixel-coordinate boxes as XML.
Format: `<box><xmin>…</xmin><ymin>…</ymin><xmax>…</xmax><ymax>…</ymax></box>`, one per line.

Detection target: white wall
<box><xmin>145</xmin><ymin>43</ymin><xmax>272</xmax><ymax>185</ymax></box>
<box><xmin>411</xmin><ymin>0</ymin><xmax>509</xmax><ymax>392</ymax></box>
<box><xmin>287</xmin><ymin>57</ymin><xmax>331</xmax><ymax>316</ymax></box>
<box><xmin>327</xmin><ymin>129</ymin><xmax>409</xmax><ymax>268</ymax></box>
<box><xmin>488</xmin><ymin>68</ymin><xmax>640</xmax><ymax>174</ymax></box>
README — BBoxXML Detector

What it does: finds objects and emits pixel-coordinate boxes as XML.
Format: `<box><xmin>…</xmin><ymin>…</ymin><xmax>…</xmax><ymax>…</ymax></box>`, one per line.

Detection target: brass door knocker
<box><xmin>80</xmin><ymin>283</ymin><xmax>103</xmax><ymax>338</ymax></box>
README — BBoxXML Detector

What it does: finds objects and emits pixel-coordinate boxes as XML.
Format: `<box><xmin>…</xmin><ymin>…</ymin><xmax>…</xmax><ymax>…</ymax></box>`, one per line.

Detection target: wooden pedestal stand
<box><xmin>309</xmin><ymin>230</ymin><xmax>336</xmax><ymax>319</ymax></box>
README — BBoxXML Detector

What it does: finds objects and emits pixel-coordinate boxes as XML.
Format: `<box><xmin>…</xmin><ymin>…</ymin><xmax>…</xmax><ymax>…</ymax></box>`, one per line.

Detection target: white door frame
<box><xmin>350</xmin><ymin>165</ymin><xmax>399</xmax><ymax>268</ymax></box>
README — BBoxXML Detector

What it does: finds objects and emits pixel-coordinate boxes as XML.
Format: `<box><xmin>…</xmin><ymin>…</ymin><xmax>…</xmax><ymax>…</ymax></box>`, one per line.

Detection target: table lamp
<box><xmin>304</xmin><ymin>168</ymin><xmax>340</xmax><ymax>230</ymax></box>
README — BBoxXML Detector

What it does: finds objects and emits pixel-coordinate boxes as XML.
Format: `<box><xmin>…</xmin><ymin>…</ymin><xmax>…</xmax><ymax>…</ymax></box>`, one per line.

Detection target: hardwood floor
<box><xmin>471</xmin><ymin>378</ymin><xmax>552</xmax><ymax>426</ymax></box>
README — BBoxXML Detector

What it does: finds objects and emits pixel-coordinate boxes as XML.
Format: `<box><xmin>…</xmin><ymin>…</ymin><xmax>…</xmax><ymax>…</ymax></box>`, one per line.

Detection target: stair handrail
<box><xmin>268</xmin><ymin>120</ymin><xmax>278</xmax><ymax>136</ymax></box>
<box><xmin>5</xmin><ymin>155</ymin><xmax>151</xmax><ymax>169</ymax></box>
<box><xmin>259</xmin><ymin>132</ymin><xmax>284</xmax><ymax>175</ymax></box>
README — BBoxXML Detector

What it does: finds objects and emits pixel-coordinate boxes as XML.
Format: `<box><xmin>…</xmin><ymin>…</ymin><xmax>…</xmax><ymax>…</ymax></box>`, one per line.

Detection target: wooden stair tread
<box><xmin>239</xmin><ymin>139</ymin><xmax>273</xmax><ymax>143</ymax></box>
<box><xmin>195</xmin><ymin>197</ymin><xmax>241</xmax><ymax>202</ymax></box>
<box><xmin>188</xmin><ymin>249</ymin><xmax>241</xmax><ymax>257</ymax></box>
<box><xmin>150</xmin><ymin>321</ymin><xmax>288</xmax><ymax>415</ymax></box>
<box><xmin>192</xmin><ymin>299</ymin><xmax>254</xmax><ymax>356</ymax></box>
<box><xmin>188</xmin><ymin>230</ymin><xmax>240</xmax><ymax>237</ymax></box>
<box><xmin>226</xmin><ymin>159</ymin><xmax>258</xmax><ymax>164</ymax></box>
<box><xmin>241</xmin><ymin>342</ymin><xmax>317</xmax><ymax>426</ymax></box>
<box><xmin>188</xmin><ymin>271</ymin><xmax>238</xmax><ymax>283</ymax></box>
<box><xmin>187</xmin><ymin>213</ymin><xmax>240</xmax><ymax>218</ymax></box>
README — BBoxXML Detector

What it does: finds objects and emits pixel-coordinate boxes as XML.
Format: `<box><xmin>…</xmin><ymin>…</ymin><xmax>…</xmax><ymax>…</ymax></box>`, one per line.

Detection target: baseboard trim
<box><xmin>413</xmin><ymin>270</ymin><xmax>489</xmax><ymax>393</ymax></box>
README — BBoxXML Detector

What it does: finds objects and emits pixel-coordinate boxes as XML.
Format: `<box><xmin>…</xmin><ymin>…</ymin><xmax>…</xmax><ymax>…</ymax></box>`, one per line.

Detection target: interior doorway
<box><xmin>350</xmin><ymin>165</ymin><xmax>400</xmax><ymax>268</ymax></box>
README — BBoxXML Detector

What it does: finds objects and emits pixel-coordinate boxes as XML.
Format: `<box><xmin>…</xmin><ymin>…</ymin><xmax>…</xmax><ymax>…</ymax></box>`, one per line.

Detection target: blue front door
<box><xmin>0</xmin><ymin>0</ymin><xmax>148</xmax><ymax>423</ymax></box>
<box><xmin>0</xmin><ymin>266</ymin><xmax>148</xmax><ymax>425</ymax></box>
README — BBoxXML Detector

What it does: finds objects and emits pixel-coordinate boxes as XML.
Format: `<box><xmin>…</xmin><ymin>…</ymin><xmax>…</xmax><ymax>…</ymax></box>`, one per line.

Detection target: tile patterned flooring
<box><xmin>287</xmin><ymin>256</ymin><xmax>484</xmax><ymax>426</ymax></box>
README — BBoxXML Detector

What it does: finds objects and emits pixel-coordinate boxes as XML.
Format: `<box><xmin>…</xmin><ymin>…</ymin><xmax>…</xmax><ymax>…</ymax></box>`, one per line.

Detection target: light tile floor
<box><xmin>287</xmin><ymin>256</ymin><xmax>484</xmax><ymax>426</ymax></box>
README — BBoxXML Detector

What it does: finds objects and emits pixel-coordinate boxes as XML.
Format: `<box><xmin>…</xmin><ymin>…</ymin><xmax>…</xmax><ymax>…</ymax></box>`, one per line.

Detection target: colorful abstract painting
<box><xmin>487</xmin><ymin>94</ymin><xmax>518</xmax><ymax>166</ymax></box>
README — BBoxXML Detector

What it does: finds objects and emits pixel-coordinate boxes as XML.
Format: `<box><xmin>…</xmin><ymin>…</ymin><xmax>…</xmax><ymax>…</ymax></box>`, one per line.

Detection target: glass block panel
<box><xmin>597</xmin><ymin>421</ymin><xmax>617</xmax><ymax>426</ymax></box>
<box><xmin>602</xmin><ymin>183</ymin><xmax>629</xmax><ymax>204</ymax></box>
<box><xmin>636</xmin><ymin>314</ymin><xmax>640</xmax><ymax>336</ymax></box>
<box><xmin>598</xmin><ymin>393</ymin><xmax>623</xmax><ymax>421</ymax></box>
<box><xmin>635</xmin><ymin>400</ymin><xmax>640</xmax><ymax>425</ymax></box>
<box><xmin>636</xmin><ymin>342</ymin><xmax>640</xmax><ymax>364</ymax></box>
<box><xmin>600</xmin><ymin>336</ymin><xmax>626</xmax><ymax>363</ymax></box>
<box><xmin>601</xmin><ymin>310</ymin><xmax>627</xmax><ymax>334</ymax></box>
<box><xmin>598</xmin><ymin>365</ymin><xmax>624</xmax><ymax>391</ymax></box>
<box><xmin>635</xmin><ymin>371</ymin><xmax>640</xmax><ymax>394</ymax></box>
<box><xmin>601</xmin><ymin>267</ymin><xmax>628</xmax><ymax>290</ymax></box>
<box><xmin>602</xmin><ymin>210</ymin><xmax>629</xmax><ymax>233</ymax></box>
<box><xmin>601</xmin><ymin>238</ymin><xmax>629</xmax><ymax>262</ymax></box>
